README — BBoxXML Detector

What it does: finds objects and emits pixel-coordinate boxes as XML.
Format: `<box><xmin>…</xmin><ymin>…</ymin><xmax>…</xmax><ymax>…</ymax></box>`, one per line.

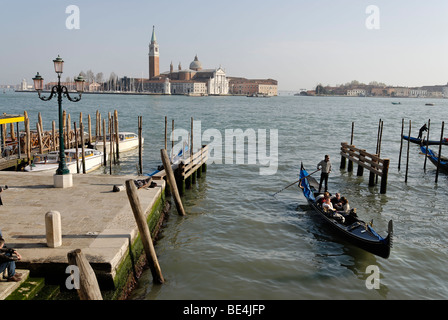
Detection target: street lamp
<box><xmin>33</xmin><ymin>55</ymin><xmax>85</xmax><ymax>186</ymax></box>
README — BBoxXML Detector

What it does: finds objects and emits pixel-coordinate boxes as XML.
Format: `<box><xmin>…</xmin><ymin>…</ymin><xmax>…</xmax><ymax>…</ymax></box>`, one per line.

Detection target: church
<box><xmin>144</xmin><ymin>27</ymin><xmax>229</xmax><ymax>96</ymax></box>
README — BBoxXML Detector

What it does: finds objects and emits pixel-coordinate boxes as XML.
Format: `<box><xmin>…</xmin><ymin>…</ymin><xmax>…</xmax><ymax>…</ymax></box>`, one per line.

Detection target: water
<box><xmin>1</xmin><ymin>92</ymin><xmax>448</xmax><ymax>299</ymax></box>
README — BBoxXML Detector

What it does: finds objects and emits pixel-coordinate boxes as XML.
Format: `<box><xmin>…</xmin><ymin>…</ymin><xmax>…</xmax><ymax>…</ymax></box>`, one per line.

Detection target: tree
<box><xmin>86</xmin><ymin>70</ymin><xmax>95</xmax><ymax>83</ymax></box>
<box><xmin>95</xmin><ymin>72</ymin><xmax>103</xmax><ymax>84</ymax></box>
<box><xmin>315</xmin><ymin>84</ymin><xmax>326</xmax><ymax>95</ymax></box>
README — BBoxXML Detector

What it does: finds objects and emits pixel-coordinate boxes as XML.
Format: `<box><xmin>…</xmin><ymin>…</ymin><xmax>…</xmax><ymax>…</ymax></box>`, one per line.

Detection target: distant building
<box><xmin>145</xmin><ymin>27</ymin><xmax>275</xmax><ymax>96</ymax></box>
<box><xmin>148</xmin><ymin>26</ymin><xmax>160</xmax><ymax>80</ymax></box>
<box><xmin>347</xmin><ymin>88</ymin><xmax>366</xmax><ymax>97</ymax></box>
<box><xmin>409</xmin><ymin>89</ymin><xmax>427</xmax><ymax>98</ymax></box>
<box><xmin>89</xmin><ymin>82</ymin><xmax>102</xmax><ymax>92</ymax></box>
<box><xmin>228</xmin><ymin>77</ymin><xmax>278</xmax><ymax>96</ymax></box>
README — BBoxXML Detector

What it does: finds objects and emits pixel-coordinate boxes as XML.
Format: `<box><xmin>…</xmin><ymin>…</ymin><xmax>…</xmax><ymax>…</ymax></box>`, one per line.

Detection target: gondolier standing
<box><xmin>418</xmin><ymin>123</ymin><xmax>428</xmax><ymax>140</ymax></box>
<box><xmin>317</xmin><ymin>155</ymin><xmax>332</xmax><ymax>193</ymax></box>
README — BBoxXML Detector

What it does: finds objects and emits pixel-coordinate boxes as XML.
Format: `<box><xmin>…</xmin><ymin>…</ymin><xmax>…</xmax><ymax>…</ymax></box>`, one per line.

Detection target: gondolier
<box><xmin>317</xmin><ymin>155</ymin><xmax>331</xmax><ymax>193</ymax></box>
<box><xmin>418</xmin><ymin>123</ymin><xmax>428</xmax><ymax>140</ymax></box>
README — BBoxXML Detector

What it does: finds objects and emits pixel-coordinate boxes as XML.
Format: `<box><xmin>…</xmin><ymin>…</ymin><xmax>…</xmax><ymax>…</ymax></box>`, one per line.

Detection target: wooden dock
<box><xmin>340</xmin><ymin>142</ymin><xmax>390</xmax><ymax>194</ymax></box>
<box><xmin>152</xmin><ymin>144</ymin><xmax>209</xmax><ymax>195</ymax></box>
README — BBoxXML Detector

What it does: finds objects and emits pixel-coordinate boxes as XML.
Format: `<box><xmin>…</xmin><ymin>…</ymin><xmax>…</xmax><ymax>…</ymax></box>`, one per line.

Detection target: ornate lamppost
<box><xmin>33</xmin><ymin>55</ymin><xmax>85</xmax><ymax>187</ymax></box>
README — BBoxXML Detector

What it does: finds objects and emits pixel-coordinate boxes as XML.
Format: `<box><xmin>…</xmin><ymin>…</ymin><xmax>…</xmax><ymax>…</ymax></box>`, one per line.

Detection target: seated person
<box><xmin>316</xmin><ymin>192</ymin><xmax>330</xmax><ymax>205</ymax></box>
<box><xmin>0</xmin><ymin>237</ymin><xmax>22</xmax><ymax>282</ymax></box>
<box><xmin>331</xmin><ymin>193</ymin><xmax>342</xmax><ymax>210</ymax></box>
<box><xmin>322</xmin><ymin>197</ymin><xmax>345</xmax><ymax>223</ymax></box>
<box><xmin>337</xmin><ymin>197</ymin><xmax>350</xmax><ymax>215</ymax></box>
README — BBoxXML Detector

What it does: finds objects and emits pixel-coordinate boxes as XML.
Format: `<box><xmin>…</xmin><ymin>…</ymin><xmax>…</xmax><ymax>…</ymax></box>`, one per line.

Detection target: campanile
<box><xmin>149</xmin><ymin>26</ymin><xmax>160</xmax><ymax>79</ymax></box>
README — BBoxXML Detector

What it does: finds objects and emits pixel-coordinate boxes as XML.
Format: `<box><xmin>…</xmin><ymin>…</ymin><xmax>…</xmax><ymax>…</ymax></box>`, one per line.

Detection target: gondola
<box><xmin>420</xmin><ymin>145</ymin><xmax>448</xmax><ymax>174</ymax></box>
<box><xmin>402</xmin><ymin>135</ymin><xmax>448</xmax><ymax>146</ymax></box>
<box><xmin>298</xmin><ymin>164</ymin><xmax>393</xmax><ymax>259</ymax></box>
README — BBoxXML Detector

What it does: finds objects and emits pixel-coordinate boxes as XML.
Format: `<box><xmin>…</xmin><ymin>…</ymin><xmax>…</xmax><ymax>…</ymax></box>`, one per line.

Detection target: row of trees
<box><xmin>315</xmin><ymin>80</ymin><xmax>389</xmax><ymax>95</ymax></box>
<box><xmin>64</xmin><ymin>70</ymin><xmax>120</xmax><ymax>85</ymax></box>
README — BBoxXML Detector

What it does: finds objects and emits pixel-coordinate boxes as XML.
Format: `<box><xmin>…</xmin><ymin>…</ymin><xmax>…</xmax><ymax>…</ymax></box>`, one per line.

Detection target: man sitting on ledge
<box><xmin>0</xmin><ymin>237</ymin><xmax>22</xmax><ymax>282</ymax></box>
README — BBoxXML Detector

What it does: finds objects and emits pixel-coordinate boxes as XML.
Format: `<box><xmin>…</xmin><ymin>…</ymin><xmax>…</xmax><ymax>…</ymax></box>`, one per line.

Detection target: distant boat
<box><xmin>247</xmin><ymin>93</ymin><xmax>271</xmax><ymax>98</ymax></box>
<box><xmin>391</xmin><ymin>102</ymin><xmax>401</xmax><ymax>105</ymax></box>
<box><xmin>425</xmin><ymin>103</ymin><xmax>435</xmax><ymax>106</ymax></box>
<box><xmin>95</xmin><ymin>132</ymin><xmax>142</xmax><ymax>153</ymax></box>
<box><xmin>25</xmin><ymin>148</ymin><xmax>105</xmax><ymax>173</ymax></box>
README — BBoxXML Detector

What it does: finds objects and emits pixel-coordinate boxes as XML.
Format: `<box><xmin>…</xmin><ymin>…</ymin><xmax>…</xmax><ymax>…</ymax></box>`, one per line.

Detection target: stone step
<box><xmin>0</xmin><ymin>269</ymin><xmax>30</xmax><ymax>300</ymax></box>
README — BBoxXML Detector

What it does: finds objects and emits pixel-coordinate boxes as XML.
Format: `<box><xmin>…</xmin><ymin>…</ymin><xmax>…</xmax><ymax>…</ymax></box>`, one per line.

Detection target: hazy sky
<box><xmin>1</xmin><ymin>0</ymin><xmax>447</xmax><ymax>90</ymax></box>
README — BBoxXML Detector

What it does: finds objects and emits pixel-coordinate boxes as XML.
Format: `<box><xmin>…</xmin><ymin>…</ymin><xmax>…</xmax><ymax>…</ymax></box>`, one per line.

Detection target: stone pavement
<box><xmin>0</xmin><ymin>171</ymin><xmax>165</xmax><ymax>299</ymax></box>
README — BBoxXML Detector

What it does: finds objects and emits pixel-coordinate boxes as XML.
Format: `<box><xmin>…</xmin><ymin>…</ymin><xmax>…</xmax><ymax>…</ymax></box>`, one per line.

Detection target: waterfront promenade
<box><xmin>0</xmin><ymin>171</ymin><xmax>165</xmax><ymax>299</ymax></box>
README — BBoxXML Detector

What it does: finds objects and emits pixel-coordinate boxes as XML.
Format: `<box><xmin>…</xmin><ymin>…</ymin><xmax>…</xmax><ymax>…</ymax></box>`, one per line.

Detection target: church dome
<box><xmin>189</xmin><ymin>55</ymin><xmax>202</xmax><ymax>71</ymax></box>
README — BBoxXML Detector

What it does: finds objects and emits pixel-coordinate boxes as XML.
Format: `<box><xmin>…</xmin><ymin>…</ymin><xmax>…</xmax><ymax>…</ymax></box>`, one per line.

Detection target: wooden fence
<box><xmin>340</xmin><ymin>142</ymin><xmax>390</xmax><ymax>194</ymax></box>
<box><xmin>152</xmin><ymin>144</ymin><xmax>209</xmax><ymax>195</ymax></box>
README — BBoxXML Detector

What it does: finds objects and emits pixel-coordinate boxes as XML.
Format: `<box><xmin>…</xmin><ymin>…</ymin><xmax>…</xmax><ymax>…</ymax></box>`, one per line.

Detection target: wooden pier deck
<box><xmin>0</xmin><ymin>171</ymin><xmax>166</xmax><ymax>299</ymax></box>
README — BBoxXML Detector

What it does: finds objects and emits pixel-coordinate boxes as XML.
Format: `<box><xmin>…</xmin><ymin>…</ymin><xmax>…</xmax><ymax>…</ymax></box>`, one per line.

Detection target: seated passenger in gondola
<box><xmin>331</xmin><ymin>193</ymin><xmax>342</xmax><ymax>210</ymax></box>
<box><xmin>322</xmin><ymin>197</ymin><xmax>345</xmax><ymax>223</ymax></box>
<box><xmin>316</xmin><ymin>192</ymin><xmax>330</xmax><ymax>206</ymax></box>
<box><xmin>337</xmin><ymin>197</ymin><xmax>350</xmax><ymax>215</ymax></box>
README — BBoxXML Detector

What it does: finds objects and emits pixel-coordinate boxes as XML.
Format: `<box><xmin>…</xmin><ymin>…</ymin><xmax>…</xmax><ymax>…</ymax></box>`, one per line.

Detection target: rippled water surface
<box><xmin>2</xmin><ymin>92</ymin><xmax>448</xmax><ymax>299</ymax></box>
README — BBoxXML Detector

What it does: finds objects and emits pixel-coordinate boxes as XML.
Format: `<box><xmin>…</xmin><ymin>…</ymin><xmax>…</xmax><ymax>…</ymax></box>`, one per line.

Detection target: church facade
<box><xmin>146</xmin><ymin>27</ymin><xmax>229</xmax><ymax>96</ymax></box>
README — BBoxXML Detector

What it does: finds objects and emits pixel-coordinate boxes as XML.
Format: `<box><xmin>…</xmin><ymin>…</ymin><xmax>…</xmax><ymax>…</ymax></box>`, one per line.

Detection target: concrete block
<box><xmin>45</xmin><ymin>211</ymin><xmax>62</xmax><ymax>248</ymax></box>
<box><xmin>53</xmin><ymin>173</ymin><xmax>73</xmax><ymax>188</ymax></box>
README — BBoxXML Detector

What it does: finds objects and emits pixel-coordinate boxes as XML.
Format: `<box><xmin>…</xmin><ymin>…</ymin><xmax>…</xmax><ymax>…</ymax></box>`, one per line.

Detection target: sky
<box><xmin>1</xmin><ymin>0</ymin><xmax>447</xmax><ymax>91</ymax></box>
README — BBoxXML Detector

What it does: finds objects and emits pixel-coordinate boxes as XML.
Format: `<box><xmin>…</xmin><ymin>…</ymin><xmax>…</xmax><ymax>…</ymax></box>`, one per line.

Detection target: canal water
<box><xmin>2</xmin><ymin>92</ymin><xmax>448</xmax><ymax>299</ymax></box>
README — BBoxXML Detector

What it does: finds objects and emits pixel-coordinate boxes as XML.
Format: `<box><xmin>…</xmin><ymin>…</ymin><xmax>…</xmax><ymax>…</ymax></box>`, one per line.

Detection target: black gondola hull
<box><xmin>403</xmin><ymin>135</ymin><xmax>448</xmax><ymax>146</ymax></box>
<box><xmin>307</xmin><ymin>200</ymin><xmax>392</xmax><ymax>259</ymax></box>
<box><xmin>299</xmin><ymin>165</ymin><xmax>392</xmax><ymax>259</ymax></box>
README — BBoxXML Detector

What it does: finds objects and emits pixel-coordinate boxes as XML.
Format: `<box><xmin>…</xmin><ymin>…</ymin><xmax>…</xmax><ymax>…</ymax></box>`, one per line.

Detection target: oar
<box><xmin>272</xmin><ymin>168</ymin><xmax>321</xmax><ymax>197</ymax></box>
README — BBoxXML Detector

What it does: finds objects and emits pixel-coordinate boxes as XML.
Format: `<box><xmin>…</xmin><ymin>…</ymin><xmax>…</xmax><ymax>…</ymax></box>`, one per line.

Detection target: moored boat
<box><xmin>420</xmin><ymin>145</ymin><xmax>448</xmax><ymax>174</ymax></box>
<box><xmin>95</xmin><ymin>132</ymin><xmax>142</xmax><ymax>153</ymax></box>
<box><xmin>298</xmin><ymin>164</ymin><xmax>393</xmax><ymax>259</ymax></box>
<box><xmin>24</xmin><ymin>148</ymin><xmax>106</xmax><ymax>174</ymax></box>
<box><xmin>146</xmin><ymin>143</ymin><xmax>189</xmax><ymax>177</ymax></box>
<box><xmin>402</xmin><ymin>135</ymin><xmax>448</xmax><ymax>146</ymax></box>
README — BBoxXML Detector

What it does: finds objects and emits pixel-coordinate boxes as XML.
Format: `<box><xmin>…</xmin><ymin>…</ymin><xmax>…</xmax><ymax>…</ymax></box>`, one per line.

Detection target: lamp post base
<box><xmin>53</xmin><ymin>173</ymin><xmax>73</xmax><ymax>188</ymax></box>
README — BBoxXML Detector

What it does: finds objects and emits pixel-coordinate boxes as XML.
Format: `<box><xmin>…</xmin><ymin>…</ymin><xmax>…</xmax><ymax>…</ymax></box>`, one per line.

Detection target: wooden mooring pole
<box><xmin>161</xmin><ymin>148</ymin><xmax>186</xmax><ymax>216</ymax></box>
<box><xmin>102</xmin><ymin>119</ymin><xmax>107</xmax><ymax>166</ymax></box>
<box><xmin>423</xmin><ymin>119</ymin><xmax>431</xmax><ymax>171</ymax></box>
<box><xmin>138</xmin><ymin>116</ymin><xmax>143</xmax><ymax>175</ymax></box>
<box><xmin>398</xmin><ymin>118</ymin><xmax>404</xmax><ymax>171</ymax></box>
<box><xmin>405</xmin><ymin>120</ymin><xmax>411</xmax><ymax>183</ymax></box>
<box><xmin>348</xmin><ymin>122</ymin><xmax>354</xmax><ymax>172</ymax></box>
<box><xmin>74</xmin><ymin>122</ymin><xmax>80</xmax><ymax>174</ymax></box>
<box><xmin>125</xmin><ymin>179</ymin><xmax>165</xmax><ymax>284</ymax></box>
<box><xmin>80</xmin><ymin>121</ymin><xmax>86</xmax><ymax>174</ymax></box>
<box><xmin>67</xmin><ymin>249</ymin><xmax>103</xmax><ymax>300</ymax></box>
<box><xmin>435</xmin><ymin>121</ymin><xmax>444</xmax><ymax>184</ymax></box>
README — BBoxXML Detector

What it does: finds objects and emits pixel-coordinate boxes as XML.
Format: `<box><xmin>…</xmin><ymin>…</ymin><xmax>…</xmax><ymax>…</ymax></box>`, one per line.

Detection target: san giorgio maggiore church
<box><xmin>143</xmin><ymin>27</ymin><xmax>278</xmax><ymax>96</ymax></box>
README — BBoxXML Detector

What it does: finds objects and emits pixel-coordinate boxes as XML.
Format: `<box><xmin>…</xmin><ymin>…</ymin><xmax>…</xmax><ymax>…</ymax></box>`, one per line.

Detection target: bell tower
<box><xmin>149</xmin><ymin>26</ymin><xmax>160</xmax><ymax>79</ymax></box>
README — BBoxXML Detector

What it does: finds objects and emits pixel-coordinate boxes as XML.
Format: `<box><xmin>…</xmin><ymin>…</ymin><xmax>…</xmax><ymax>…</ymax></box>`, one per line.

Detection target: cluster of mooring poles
<box><xmin>340</xmin><ymin>120</ymin><xmax>390</xmax><ymax>194</ymax></box>
<box><xmin>0</xmin><ymin>109</ymin><xmax>148</xmax><ymax>175</ymax></box>
<box><xmin>399</xmin><ymin>119</ymin><xmax>445</xmax><ymax>183</ymax></box>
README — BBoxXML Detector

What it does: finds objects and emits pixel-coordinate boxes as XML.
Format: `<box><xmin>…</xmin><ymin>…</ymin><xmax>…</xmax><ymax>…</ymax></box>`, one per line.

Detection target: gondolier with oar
<box><xmin>317</xmin><ymin>155</ymin><xmax>331</xmax><ymax>193</ymax></box>
<box><xmin>418</xmin><ymin>123</ymin><xmax>428</xmax><ymax>140</ymax></box>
